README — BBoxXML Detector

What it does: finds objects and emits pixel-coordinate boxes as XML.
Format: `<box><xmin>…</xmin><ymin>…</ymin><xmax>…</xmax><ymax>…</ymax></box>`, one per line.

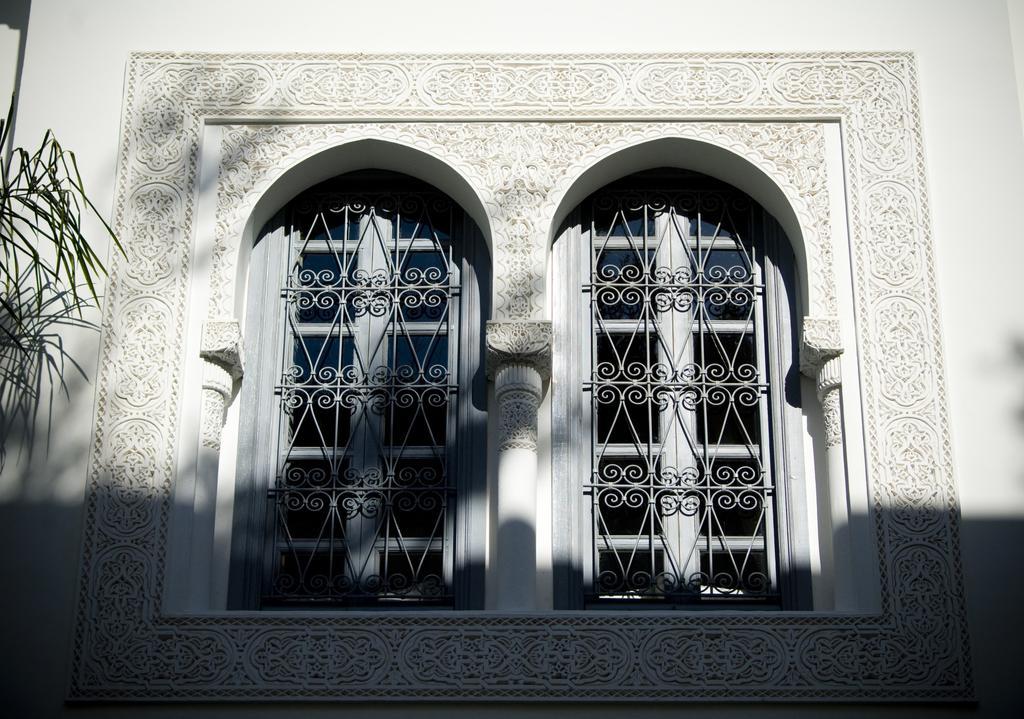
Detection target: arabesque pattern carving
<box><xmin>70</xmin><ymin>52</ymin><xmax>970</xmax><ymax>702</ymax></box>
<box><xmin>209</xmin><ymin>120</ymin><xmax>835</xmax><ymax>323</ymax></box>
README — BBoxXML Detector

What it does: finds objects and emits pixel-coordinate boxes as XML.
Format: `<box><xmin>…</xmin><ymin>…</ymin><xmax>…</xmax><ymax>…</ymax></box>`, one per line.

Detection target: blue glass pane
<box><xmin>294</xmin><ymin>253</ymin><xmax>356</xmax><ymax>323</ymax></box>
<box><xmin>700</xmin><ymin>249</ymin><xmax>749</xmax><ymax>282</ymax></box>
<box><xmin>594</xmin><ymin>213</ymin><xmax>656</xmax><ymax>238</ymax></box>
<box><xmin>595</xmin><ymin>249</ymin><xmax>650</xmax><ymax>321</ymax></box>
<box><xmin>391</xmin><ymin>335</ymin><xmax>448</xmax><ymax>381</ymax></box>
<box><xmin>398</xmin><ymin>213</ymin><xmax>450</xmax><ymax>242</ymax></box>
<box><xmin>395</xmin><ymin>251</ymin><xmax>449</xmax><ymax>321</ymax></box>
<box><xmin>690</xmin><ymin>217</ymin><xmax>733</xmax><ymax>239</ymax></box>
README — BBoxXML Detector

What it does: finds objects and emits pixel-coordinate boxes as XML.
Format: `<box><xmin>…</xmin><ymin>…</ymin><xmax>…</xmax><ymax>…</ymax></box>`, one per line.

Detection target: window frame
<box><xmin>228</xmin><ymin>176</ymin><xmax>490</xmax><ymax>610</ymax></box>
<box><xmin>551</xmin><ymin>177</ymin><xmax>811</xmax><ymax>610</ymax></box>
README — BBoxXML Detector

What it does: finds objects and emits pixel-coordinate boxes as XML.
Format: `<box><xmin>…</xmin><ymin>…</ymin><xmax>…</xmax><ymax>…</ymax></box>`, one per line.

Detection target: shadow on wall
<box><xmin>0</xmin><ymin>311</ymin><xmax>1021</xmax><ymax>714</ymax></box>
<box><xmin>0</xmin><ymin>0</ymin><xmax>31</xmax><ymax>150</ymax></box>
<box><xmin>0</xmin><ymin>274</ymin><xmax>98</xmax><ymax>473</ymax></box>
<box><xmin>978</xmin><ymin>335</ymin><xmax>1024</xmax><ymax>488</ymax></box>
<box><xmin>1009</xmin><ymin>337</ymin><xmax>1024</xmax><ymax>483</ymax></box>
<box><xmin>0</xmin><ymin>496</ymin><xmax>1022</xmax><ymax>716</ymax></box>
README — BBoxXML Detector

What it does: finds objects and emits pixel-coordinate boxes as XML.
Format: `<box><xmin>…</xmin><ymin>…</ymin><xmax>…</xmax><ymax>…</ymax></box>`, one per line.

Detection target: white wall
<box><xmin>2</xmin><ymin>0</ymin><xmax>1023</xmax><ymax>716</ymax></box>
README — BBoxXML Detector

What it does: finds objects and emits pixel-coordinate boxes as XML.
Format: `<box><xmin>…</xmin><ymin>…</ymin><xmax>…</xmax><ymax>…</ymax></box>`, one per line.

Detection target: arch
<box><xmin>545</xmin><ymin>136</ymin><xmax>819</xmax><ymax>316</ymax></box>
<box><xmin>549</xmin><ymin>166</ymin><xmax>811</xmax><ymax>608</ymax></box>
<box><xmin>229</xmin><ymin>163</ymin><xmax>491</xmax><ymax>609</ymax></box>
<box><xmin>230</xmin><ymin>137</ymin><xmax>493</xmax><ymax>318</ymax></box>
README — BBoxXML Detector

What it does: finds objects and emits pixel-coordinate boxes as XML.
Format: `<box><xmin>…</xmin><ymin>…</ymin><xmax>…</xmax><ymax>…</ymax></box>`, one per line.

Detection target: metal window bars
<box><xmin>265</xmin><ymin>189</ymin><xmax>459</xmax><ymax>606</ymax></box>
<box><xmin>584</xmin><ymin>188</ymin><xmax>778</xmax><ymax>604</ymax></box>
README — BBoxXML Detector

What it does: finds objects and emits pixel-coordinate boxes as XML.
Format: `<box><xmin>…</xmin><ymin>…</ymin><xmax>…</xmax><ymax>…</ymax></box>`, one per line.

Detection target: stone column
<box><xmin>801</xmin><ymin>316</ymin><xmax>854</xmax><ymax>610</ymax></box>
<box><xmin>486</xmin><ymin>320</ymin><xmax>552</xmax><ymax>610</ymax></box>
<box><xmin>189</xmin><ymin>320</ymin><xmax>243</xmax><ymax>608</ymax></box>
<box><xmin>199</xmin><ymin>320</ymin><xmax>244</xmax><ymax>449</ymax></box>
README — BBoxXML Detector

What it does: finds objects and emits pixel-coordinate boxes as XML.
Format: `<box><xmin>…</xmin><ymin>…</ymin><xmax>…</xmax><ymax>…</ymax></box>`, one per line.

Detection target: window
<box><xmin>229</xmin><ymin>171</ymin><xmax>487</xmax><ymax>609</ymax></box>
<box><xmin>553</xmin><ymin>169</ymin><xmax>809</xmax><ymax>609</ymax></box>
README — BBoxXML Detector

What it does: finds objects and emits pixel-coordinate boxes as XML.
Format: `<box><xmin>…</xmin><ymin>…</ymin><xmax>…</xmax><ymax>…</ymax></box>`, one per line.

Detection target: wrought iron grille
<box><xmin>265</xmin><ymin>186</ymin><xmax>458</xmax><ymax>606</ymax></box>
<box><xmin>584</xmin><ymin>187</ymin><xmax>778</xmax><ymax>604</ymax></box>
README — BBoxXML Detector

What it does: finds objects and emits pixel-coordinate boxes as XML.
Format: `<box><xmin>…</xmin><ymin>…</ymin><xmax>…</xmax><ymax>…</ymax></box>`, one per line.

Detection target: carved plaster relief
<box><xmin>209</xmin><ymin>121</ymin><xmax>838</xmax><ymax>324</ymax></box>
<box><xmin>69</xmin><ymin>53</ymin><xmax>970</xmax><ymax>702</ymax></box>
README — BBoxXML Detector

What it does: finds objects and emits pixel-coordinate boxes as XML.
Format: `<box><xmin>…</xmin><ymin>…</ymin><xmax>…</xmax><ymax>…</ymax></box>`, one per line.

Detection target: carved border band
<box><xmin>69</xmin><ymin>53</ymin><xmax>971</xmax><ymax>701</ymax></box>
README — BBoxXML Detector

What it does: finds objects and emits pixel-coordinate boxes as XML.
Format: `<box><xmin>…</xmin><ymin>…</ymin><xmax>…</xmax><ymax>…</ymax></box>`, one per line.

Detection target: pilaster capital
<box><xmin>799</xmin><ymin>315</ymin><xmax>843</xmax><ymax>378</ymax></box>
<box><xmin>200</xmin><ymin>319</ymin><xmax>244</xmax><ymax>380</ymax></box>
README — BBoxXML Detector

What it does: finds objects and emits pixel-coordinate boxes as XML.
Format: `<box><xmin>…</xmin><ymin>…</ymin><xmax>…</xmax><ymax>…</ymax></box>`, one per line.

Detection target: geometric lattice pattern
<box><xmin>585</xmin><ymin>183</ymin><xmax>776</xmax><ymax>603</ymax></box>
<box><xmin>269</xmin><ymin>180</ymin><xmax>457</xmax><ymax>605</ymax></box>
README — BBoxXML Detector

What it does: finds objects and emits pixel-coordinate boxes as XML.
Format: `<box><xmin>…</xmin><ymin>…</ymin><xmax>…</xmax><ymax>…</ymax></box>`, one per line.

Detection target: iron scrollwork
<box><xmin>267</xmin><ymin>187</ymin><xmax>459</xmax><ymax>605</ymax></box>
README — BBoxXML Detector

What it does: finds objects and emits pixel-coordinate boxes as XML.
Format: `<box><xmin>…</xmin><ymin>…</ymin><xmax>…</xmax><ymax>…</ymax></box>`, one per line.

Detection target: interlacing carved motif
<box><xmin>867</xmin><ymin>183</ymin><xmax>923</xmax><ymax>287</ymax></box>
<box><xmin>70</xmin><ymin>53</ymin><xmax>970</xmax><ymax>702</ymax></box>
<box><xmin>209</xmin><ymin>121</ymin><xmax>834</xmax><ymax>323</ymax></box>
<box><xmin>495</xmin><ymin>389</ymin><xmax>542</xmax><ymax>451</ymax></box>
<box><xmin>875</xmin><ymin>298</ymin><xmax>932</xmax><ymax>408</ymax></box>
<box><xmin>418</xmin><ymin>62</ymin><xmax>625</xmax><ymax>107</ymax></box>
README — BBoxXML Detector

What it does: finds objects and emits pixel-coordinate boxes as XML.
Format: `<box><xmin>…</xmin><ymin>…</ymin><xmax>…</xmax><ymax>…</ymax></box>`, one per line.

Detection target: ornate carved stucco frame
<box><xmin>69</xmin><ymin>52</ymin><xmax>971</xmax><ymax>701</ymax></box>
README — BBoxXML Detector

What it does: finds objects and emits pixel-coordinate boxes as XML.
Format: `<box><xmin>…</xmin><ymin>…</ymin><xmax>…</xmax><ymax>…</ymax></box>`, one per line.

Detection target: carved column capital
<box><xmin>800</xmin><ymin>316</ymin><xmax>845</xmax><ymax>448</ymax></box>
<box><xmin>799</xmin><ymin>315</ymin><xmax>843</xmax><ymax>378</ymax></box>
<box><xmin>485</xmin><ymin>320</ymin><xmax>552</xmax><ymax>381</ymax></box>
<box><xmin>200</xmin><ymin>319</ymin><xmax>244</xmax><ymax>380</ymax></box>
<box><xmin>199</xmin><ymin>319</ymin><xmax>243</xmax><ymax>450</ymax></box>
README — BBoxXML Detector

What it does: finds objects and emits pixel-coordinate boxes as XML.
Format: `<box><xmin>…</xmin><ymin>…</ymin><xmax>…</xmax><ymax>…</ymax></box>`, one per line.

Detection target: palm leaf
<box><xmin>0</xmin><ymin>96</ymin><xmax>123</xmax><ymax>468</ymax></box>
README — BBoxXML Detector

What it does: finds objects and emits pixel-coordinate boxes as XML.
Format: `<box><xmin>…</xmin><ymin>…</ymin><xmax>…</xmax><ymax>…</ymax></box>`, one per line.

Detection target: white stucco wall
<box><xmin>1</xmin><ymin>0</ymin><xmax>1023</xmax><ymax>716</ymax></box>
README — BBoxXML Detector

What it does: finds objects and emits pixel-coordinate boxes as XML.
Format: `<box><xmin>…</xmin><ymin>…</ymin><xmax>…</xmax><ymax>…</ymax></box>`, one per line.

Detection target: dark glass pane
<box><xmin>296</xmin><ymin>210</ymin><xmax>361</xmax><ymax>246</ymax></box>
<box><xmin>391</xmin><ymin>335</ymin><xmax>448</xmax><ymax>383</ymax></box>
<box><xmin>594</xmin><ymin>212</ymin><xmax>655</xmax><ymax>239</ymax></box>
<box><xmin>395</xmin><ymin>251</ymin><xmax>449</xmax><ymax>321</ymax></box>
<box><xmin>388</xmin><ymin>458</ymin><xmax>447</xmax><ymax>538</ymax></box>
<box><xmin>287</xmin><ymin>389</ymin><xmax>348</xmax><ymax>451</ymax></box>
<box><xmin>696</xmin><ymin>332</ymin><xmax>760</xmax><ymax>446</ymax></box>
<box><xmin>380</xmin><ymin>551</ymin><xmax>445</xmax><ymax>598</ymax></box>
<box><xmin>286</xmin><ymin>337</ymin><xmax>355</xmax><ymax>450</ymax></box>
<box><xmin>272</xmin><ymin>551</ymin><xmax>344</xmax><ymax>598</ymax></box>
<box><xmin>398</xmin><ymin>211</ymin><xmax>450</xmax><ymax>242</ymax></box>
<box><xmin>701</xmin><ymin>249</ymin><xmax>750</xmax><ymax>283</ymax></box>
<box><xmin>691</xmin><ymin>216</ymin><xmax>733</xmax><ymax>239</ymax></box>
<box><xmin>597</xmin><ymin>549</ymin><xmax>665</xmax><ymax>596</ymax></box>
<box><xmin>699</xmin><ymin>550</ymin><xmax>770</xmax><ymax>595</ymax></box>
<box><xmin>276</xmin><ymin>460</ymin><xmax>339</xmax><ymax>541</ymax></box>
<box><xmin>395</xmin><ymin>250</ymin><xmax>448</xmax><ymax>283</ymax></box>
<box><xmin>386</xmin><ymin>388</ymin><xmax>448</xmax><ymax>447</ymax></box>
<box><xmin>697</xmin><ymin>394</ymin><xmax>761</xmax><ymax>446</ymax></box>
<box><xmin>294</xmin><ymin>253</ymin><xmax>355</xmax><ymax>323</ymax></box>
<box><xmin>384</xmin><ymin>336</ymin><xmax>449</xmax><ymax>447</ymax></box>
<box><xmin>594</xmin><ymin>249</ymin><xmax>650</xmax><ymax>320</ymax></box>
<box><xmin>595</xmin><ymin>332</ymin><xmax>658</xmax><ymax>379</ymax></box>
<box><xmin>390</xmin><ymin>493</ymin><xmax>445</xmax><ymax>540</ymax></box>
<box><xmin>594</xmin><ymin>458</ymin><xmax>654</xmax><ymax>536</ymax></box>
<box><xmin>290</xmin><ymin>335</ymin><xmax>340</xmax><ymax>383</ymax></box>
<box><xmin>596</xmin><ymin>393</ymin><xmax>655</xmax><ymax>447</ymax></box>
<box><xmin>297</xmin><ymin>252</ymin><xmax>346</xmax><ymax>286</ymax></box>
<box><xmin>594</xmin><ymin>332</ymin><xmax>658</xmax><ymax>447</ymax></box>
<box><xmin>699</xmin><ymin>332</ymin><xmax>757</xmax><ymax>383</ymax></box>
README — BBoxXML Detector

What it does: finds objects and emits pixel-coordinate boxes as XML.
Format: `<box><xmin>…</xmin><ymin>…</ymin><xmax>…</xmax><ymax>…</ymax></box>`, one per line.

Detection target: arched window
<box><xmin>229</xmin><ymin>170</ymin><xmax>488</xmax><ymax>608</ymax></box>
<box><xmin>553</xmin><ymin>169</ymin><xmax>809</xmax><ymax>609</ymax></box>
